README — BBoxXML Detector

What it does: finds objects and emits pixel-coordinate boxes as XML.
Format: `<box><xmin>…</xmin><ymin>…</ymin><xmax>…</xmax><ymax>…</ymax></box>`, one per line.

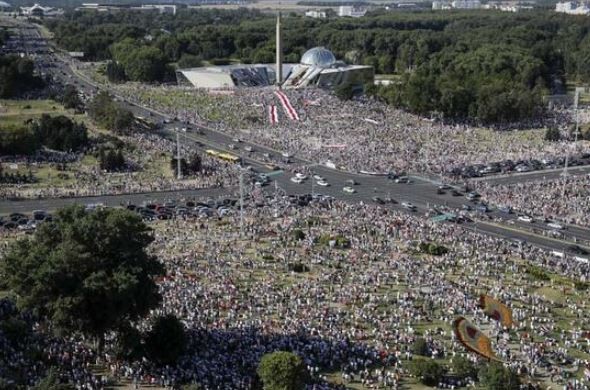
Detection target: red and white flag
<box><xmin>274</xmin><ymin>90</ymin><xmax>299</xmax><ymax>121</ymax></box>
<box><xmin>268</xmin><ymin>105</ymin><xmax>278</xmax><ymax>124</ymax></box>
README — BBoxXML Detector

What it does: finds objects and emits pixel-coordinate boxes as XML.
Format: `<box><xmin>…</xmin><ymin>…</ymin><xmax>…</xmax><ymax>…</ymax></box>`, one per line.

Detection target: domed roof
<box><xmin>300</xmin><ymin>47</ymin><xmax>336</xmax><ymax>68</ymax></box>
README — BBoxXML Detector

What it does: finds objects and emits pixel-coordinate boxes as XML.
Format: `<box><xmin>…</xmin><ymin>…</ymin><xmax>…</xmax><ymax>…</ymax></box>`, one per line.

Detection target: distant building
<box><xmin>451</xmin><ymin>0</ymin><xmax>481</xmax><ymax>9</ymax></box>
<box><xmin>176</xmin><ymin>47</ymin><xmax>374</xmax><ymax>90</ymax></box>
<box><xmin>485</xmin><ymin>2</ymin><xmax>533</xmax><ymax>12</ymax></box>
<box><xmin>338</xmin><ymin>5</ymin><xmax>367</xmax><ymax>17</ymax></box>
<box><xmin>432</xmin><ymin>0</ymin><xmax>452</xmax><ymax>9</ymax></box>
<box><xmin>305</xmin><ymin>10</ymin><xmax>327</xmax><ymax>18</ymax></box>
<box><xmin>555</xmin><ymin>1</ymin><xmax>590</xmax><ymax>14</ymax></box>
<box><xmin>77</xmin><ymin>3</ymin><xmax>176</xmax><ymax>14</ymax></box>
<box><xmin>282</xmin><ymin>47</ymin><xmax>374</xmax><ymax>89</ymax></box>
<box><xmin>135</xmin><ymin>4</ymin><xmax>176</xmax><ymax>14</ymax></box>
<box><xmin>20</xmin><ymin>3</ymin><xmax>63</xmax><ymax>16</ymax></box>
<box><xmin>176</xmin><ymin>16</ymin><xmax>374</xmax><ymax>90</ymax></box>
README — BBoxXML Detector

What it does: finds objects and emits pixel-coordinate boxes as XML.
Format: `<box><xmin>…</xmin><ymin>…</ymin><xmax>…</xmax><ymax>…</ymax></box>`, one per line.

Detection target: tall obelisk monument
<box><xmin>275</xmin><ymin>11</ymin><xmax>283</xmax><ymax>88</ymax></box>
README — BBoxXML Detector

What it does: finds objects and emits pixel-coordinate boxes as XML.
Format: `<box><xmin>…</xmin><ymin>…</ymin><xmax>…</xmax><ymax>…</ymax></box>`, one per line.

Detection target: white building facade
<box><xmin>555</xmin><ymin>1</ymin><xmax>590</xmax><ymax>14</ymax></box>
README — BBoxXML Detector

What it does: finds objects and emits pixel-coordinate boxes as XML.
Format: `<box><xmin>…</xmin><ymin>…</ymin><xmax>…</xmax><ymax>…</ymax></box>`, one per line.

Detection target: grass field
<box><xmin>0</xmin><ymin>99</ymin><xmax>177</xmax><ymax>193</ymax></box>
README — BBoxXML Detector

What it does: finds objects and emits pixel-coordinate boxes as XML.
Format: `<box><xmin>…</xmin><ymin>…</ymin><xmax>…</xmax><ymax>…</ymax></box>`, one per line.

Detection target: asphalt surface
<box><xmin>3</xmin><ymin>18</ymin><xmax>590</xmax><ymax>257</ymax></box>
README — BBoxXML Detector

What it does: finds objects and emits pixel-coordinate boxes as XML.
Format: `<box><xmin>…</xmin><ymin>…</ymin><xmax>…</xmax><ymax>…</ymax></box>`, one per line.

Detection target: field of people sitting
<box><xmin>0</xmin><ymin>99</ymin><xmax>239</xmax><ymax>199</ymax></box>
<box><xmin>0</xmin><ymin>196</ymin><xmax>589</xmax><ymax>389</ymax></box>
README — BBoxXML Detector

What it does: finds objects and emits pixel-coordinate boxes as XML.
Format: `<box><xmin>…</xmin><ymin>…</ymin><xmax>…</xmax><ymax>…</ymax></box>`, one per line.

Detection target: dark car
<box><xmin>3</xmin><ymin>221</ymin><xmax>17</xmax><ymax>230</ymax></box>
<box><xmin>475</xmin><ymin>203</ymin><xmax>489</xmax><ymax>213</ymax></box>
<box><xmin>9</xmin><ymin>213</ymin><xmax>26</xmax><ymax>222</ymax></box>
<box><xmin>372</xmin><ymin>197</ymin><xmax>385</xmax><ymax>205</ymax></box>
<box><xmin>567</xmin><ymin>245</ymin><xmax>589</xmax><ymax>255</ymax></box>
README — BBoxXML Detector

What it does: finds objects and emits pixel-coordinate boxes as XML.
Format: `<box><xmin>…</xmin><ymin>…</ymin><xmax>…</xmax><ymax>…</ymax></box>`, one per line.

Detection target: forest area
<box><xmin>45</xmin><ymin>9</ymin><xmax>590</xmax><ymax>123</ymax></box>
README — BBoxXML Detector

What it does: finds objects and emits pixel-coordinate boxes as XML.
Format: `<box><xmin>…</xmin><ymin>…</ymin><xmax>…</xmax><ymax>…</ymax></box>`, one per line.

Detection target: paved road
<box><xmin>4</xmin><ymin>19</ymin><xmax>590</xmax><ymax>257</ymax></box>
<box><xmin>472</xmin><ymin>164</ymin><xmax>590</xmax><ymax>186</ymax></box>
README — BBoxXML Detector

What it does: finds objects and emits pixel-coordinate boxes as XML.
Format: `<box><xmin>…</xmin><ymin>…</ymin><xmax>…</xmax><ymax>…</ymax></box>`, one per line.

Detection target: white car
<box><xmin>313</xmin><ymin>174</ymin><xmax>323</xmax><ymax>181</ymax></box>
<box><xmin>343</xmin><ymin>186</ymin><xmax>356</xmax><ymax>194</ymax></box>
<box><xmin>245</xmin><ymin>146</ymin><xmax>253</xmax><ymax>152</ymax></box>
<box><xmin>316</xmin><ymin>180</ymin><xmax>330</xmax><ymax>187</ymax></box>
<box><xmin>547</xmin><ymin>222</ymin><xmax>565</xmax><ymax>230</ymax></box>
<box><xmin>290</xmin><ymin>176</ymin><xmax>304</xmax><ymax>184</ymax></box>
<box><xmin>295</xmin><ymin>173</ymin><xmax>307</xmax><ymax>180</ymax></box>
<box><xmin>518</xmin><ymin>215</ymin><xmax>534</xmax><ymax>223</ymax></box>
<box><xmin>228</xmin><ymin>144</ymin><xmax>237</xmax><ymax>150</ymax></box>
<box><xmin>233</xmin><ymin>138</ymin><xmax>242</xmax><ymax>143</ymax></box>
<box><xmin>282</xmin><ymin>152</ymin><xmax>292</xmax><ymax>158</ymax></box>
<box><xmin>402</xmin><ymin>201</ymin><xmax>417</xmax><ymax>211</ymax></box>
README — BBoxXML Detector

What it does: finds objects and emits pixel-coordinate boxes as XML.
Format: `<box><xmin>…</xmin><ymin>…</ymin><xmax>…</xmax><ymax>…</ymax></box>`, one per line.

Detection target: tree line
<box><xmin>0</xmin><ymin>114</ymin><xmax>88</xmax><ymax>156</ymax></box>
<box><xmin>0</xmin><ymin>55</ymin><xmax>44</xmax><ymax>98</ymax></box>
<box><xmin>45</xmin><ymin>9</ymin><xmax>590</xmax><ymax>123</ymax></box>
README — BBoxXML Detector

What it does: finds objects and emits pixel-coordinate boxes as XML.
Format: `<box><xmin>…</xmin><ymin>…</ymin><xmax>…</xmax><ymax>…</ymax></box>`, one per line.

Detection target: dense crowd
<box><xmin>2</xmin><ymin>196</ymin><xmax>589</xmax><ymax>389</ymax></box>
<box><xmin>476</xmin><ymin>174</ymin><xmax>590</xmax><ymax>227</ymax></box>
<box><xmin>111</xmin><ymin>82</ymin><xmax>590</xmax><ymax>178</ymax></box>
<box><xmin>0</xmin><ymin>130</ymin><xmax>240</xmax><ymax>200</ymax></box>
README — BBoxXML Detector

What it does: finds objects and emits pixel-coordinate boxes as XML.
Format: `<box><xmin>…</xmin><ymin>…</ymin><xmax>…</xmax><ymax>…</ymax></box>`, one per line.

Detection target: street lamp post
<box><xmin>176</xmin><ymin>131</ymin><xmax>182</xmax><ymax>180</ymax></box>
<box><xmin>562</xmin><ymin>90</ymin><xmax>580</xmax><ymax>197</ymax></box>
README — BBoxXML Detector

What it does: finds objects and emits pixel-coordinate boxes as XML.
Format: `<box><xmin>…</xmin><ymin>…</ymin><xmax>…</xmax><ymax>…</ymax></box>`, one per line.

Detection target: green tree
<box><xmin>545</xmin><ymin>126</ymin><xmax>561</xmax><ymax>142</ymax></box>
<box><xmin>62</xmin><ymin>84</ymin><xmax>82</xmax><ymax>110</ymax></box>
<box><xmin>0</xmin><ymin>205</ymin><xmax>165</xmax><ymax>352</ymax></box>
<box><xmin>452</xmin><ymin>355</ymin><xmax>477</xmax><ymax>379</ymax></box>
<box><xmin>33</xmin><ymin>114</ymin><xmax>88</xmax><ymax>152</ymax></box>
<box><xmin>412</xmin><ymin>337</ymin><xmax>429</xmax><ymax>356</ymax></box>
<box><xmin>105</xmin><ymin>61</ymin><xmax>127</xmax><ymax>83</ymax></box>
<box><xmin>187</xmin><ymin>152</ymin><xmax>202</xmax><ymax>174</ymax></box>
<box><xmin>177</xmin><ymin>54</ymin><xmax>203</xmax><ymax>69</ymax></box>
<box><xmin>410</xmin><ymin>359</ymin><xmax>445</xmax><ymax>386</ymax></box>
<box><xmin>378</xmin><ymin>54</ymin><xmax>395</xmax><ymax>74</ymax></box>
<box><xmin>88</xmin><ymin>91</ymin><xmax>134</xmax><ymax>133</ymax></box>
<box><xmin>170</xmin><ymin>157</ymin><xmax>188</xmax><ymax>176</ymax></box>
<box><xmin>145</xmin><ymin>314</ymin><xmax>187</xmax><ymax>365</ymax></box>
<box><xmin>334</xmin><ymin>82</ymin><xmax>354</xmax><ymax>101</ymax></box>
<box><xmin>114</xmin><ymin>324</ymin><xmax>144</xmax><ymax>360</ymax></box>
<box><xmin>34</xmin><ymin>368</ymin><xmax>75</xmax><ymax>390</ymax></box>
<box><xmin>0</xmin><ymin>55</ymin><xmax>43</xmax><ymax>98</ymax></box>
<box><xmin>478</xmin><ymin>362</ymin><xmax>520</xmax><ymax>390</ymax></box>
<box><xmin>257</xmin><ymin>351</ymin><xmax>309</xmax><ymax>390</ymax></box>
<box><xmin>0</xmin><ymin>123</ymin><xmax>40</xmax><ymax>156</ymax></box>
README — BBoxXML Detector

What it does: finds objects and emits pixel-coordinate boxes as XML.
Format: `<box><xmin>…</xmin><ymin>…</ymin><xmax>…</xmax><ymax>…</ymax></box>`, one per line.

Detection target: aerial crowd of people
<box><xmin>476</xmin><ymin>175</ymin><xmax>590</xmax><ymax>228</ymax></box>
<box><xmin>112</xmin><ymin>83</ymin><xmax>589</xmax><ymax>178</ymax></box>
<box><xmin>1</xmin><ymin>195</ymin><xmax>589</xmax><ymax>389</ymax></box>
<box><xmin>0</xmin><ymin>131</ymin><xmax>239</xmax><ymax>200</ymax></box>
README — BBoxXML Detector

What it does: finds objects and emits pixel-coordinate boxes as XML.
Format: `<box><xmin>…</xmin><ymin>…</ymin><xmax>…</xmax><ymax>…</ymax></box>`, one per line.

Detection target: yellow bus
<box><xmin>205</xmin><ymin>149</ymin><xmax>241</xmax><ymax>164</ymax></box>
<box><xmin>218</xmin><ymin>152</ymin><xmax>241</xmax><ymax>164</ymax></box>
<box><xmin>205</xmin><ymin>149</ymin><xmax>220</xmax><ymax>157</ymax></box>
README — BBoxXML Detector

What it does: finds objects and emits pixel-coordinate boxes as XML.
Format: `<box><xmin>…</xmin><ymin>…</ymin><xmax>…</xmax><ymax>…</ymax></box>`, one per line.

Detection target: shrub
<box><xmin>410</xmin><ymin>359</ymin><xmax>445</xmax><ymax>386</ymax></box>
<box><xmin>145</xmin><ymin>314</ymin><xmax>187</xmax><ymax>366</ymax></box>
<box><xmin>478</xmin><ymin>362</ymin><xmax>520</xmax><ymax>390</ymax></box>
<box><xmin>292</xmin><ymin>229</ymin><xmax>306</xmax><ymax>241</ymax></box>
<box><xmin>419</xmin><ymin>241</ymin><xmax>448</xmax><ymax>256</ymax></box>
<box><xmin>412</xmin><ymin>337</ymin><xmax>429</xmax><ymax>356</ymax></box>
<box><xmin>288</xmin><ymin>262</ymin><xmax>309</xmax><ymax>273</ymax></box>
<box><xmin>526</xmin><ymin>265</ymin><xmax>550</xmax><ymax>281</ymax></box>
<box><xmin>452</xmin><ymin>355</ymin><xmax>477</xmax><ymax>379</ymax></box>
<box><xmin>257</xmin><ymin>351</ymin><xmax>309</xmax><ymax>390</ymax></box>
